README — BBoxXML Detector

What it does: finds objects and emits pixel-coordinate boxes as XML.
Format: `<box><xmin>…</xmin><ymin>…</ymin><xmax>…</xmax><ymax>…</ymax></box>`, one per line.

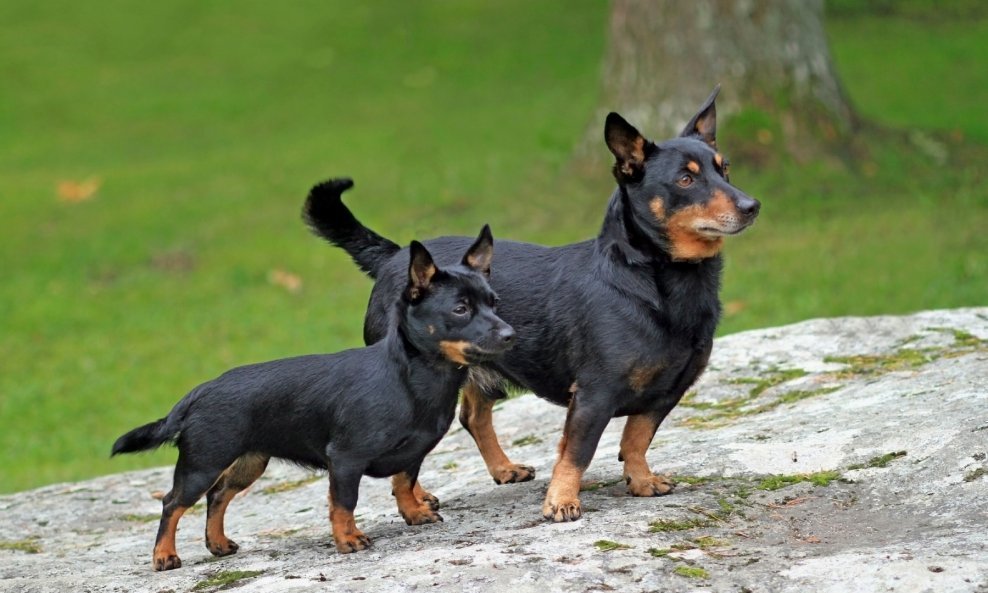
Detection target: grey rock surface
<box><xmin>1</xmin><ymin>308</ymin><xmax>987</xmax><ymax>592</ymax></box>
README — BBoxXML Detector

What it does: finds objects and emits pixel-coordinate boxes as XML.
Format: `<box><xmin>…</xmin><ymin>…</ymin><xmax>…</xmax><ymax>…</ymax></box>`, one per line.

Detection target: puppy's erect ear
<box><xmin>406</xmin><ymin>240</ymin><xmax>437</xmax><ymax>301</ymax></box>
<box><xmin>462</xmin><ymin>224</ymin><xmax>494</xmax><ymax>277</ymax></box>
<box><xmin>605</xmin><ymin>112</ymin><xmax>649</xmax><ymax>183</ymax></box>
<box><xmin>680</xmin><ymin>85</ymin><xmax>719</xmax><ymax>148</ymax></box>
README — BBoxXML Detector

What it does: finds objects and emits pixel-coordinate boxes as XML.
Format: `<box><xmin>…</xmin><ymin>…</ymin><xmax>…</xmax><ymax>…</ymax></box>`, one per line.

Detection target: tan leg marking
<box><xmin>392</xmin><ymin>473</ymin><xmax>443</xmax><ymax>525</ymax></box>
<box><xmin>328</xmin><ymin>493</ymin><xmax>369</xmax><ymax>553</ymax></box>
<box><xmin>204</xmin><ymin>454</ymin><xmax>268</xmax><ymax>557</ymax></box>
<box><xmin>460</xmin><ymin>383</ymin><xmax>535</xmax><ymax>484</ymax></box>
<box><xmin>412</xmin><ymin>480</ymin><xmax>440</xmax><ymax>511</ymax></box>
<box><xmin>620</xmin><ymin>415</ymin><xmax>673</xmax><ymax>497</ymax></box>
<box><xmin>152</xmin><ymin>506</ymin><xmax>187</xmax><ymax>571</ymax></box>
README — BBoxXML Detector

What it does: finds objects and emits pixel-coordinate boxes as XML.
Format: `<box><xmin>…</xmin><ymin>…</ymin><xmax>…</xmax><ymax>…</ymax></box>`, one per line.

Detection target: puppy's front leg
<box><xmin>392</xmin><ymin>470</ymin><xmax>443</xmax><ymax>525</ymax></box>
<box><xmin>328</xmin><ymin>466</ymin><xmax>369</xmax><ymax>553</ymax></box>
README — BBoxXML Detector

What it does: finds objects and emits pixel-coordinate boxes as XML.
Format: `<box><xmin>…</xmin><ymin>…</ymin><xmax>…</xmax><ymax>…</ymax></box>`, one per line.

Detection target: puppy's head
<box><xmin>402</xmin><ymin>225</ymin><xmax>514</xmax><ymax>365</ymax></box>
<box><xmin>605</xmin><ymin>87</ymin><xmax>760</xmax><ymax>262</ymax></box>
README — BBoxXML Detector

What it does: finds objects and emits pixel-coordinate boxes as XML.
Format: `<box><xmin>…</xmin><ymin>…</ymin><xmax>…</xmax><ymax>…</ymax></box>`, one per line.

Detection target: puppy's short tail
<box><xmin>302</xmin><ymin>177</ymin><xmax>401</xmax><ymax>279</ymax></box>
<box><xmin>111</xmin><ymin>418</ymin><xmax>176</xmax><ymax>456</ymax></box>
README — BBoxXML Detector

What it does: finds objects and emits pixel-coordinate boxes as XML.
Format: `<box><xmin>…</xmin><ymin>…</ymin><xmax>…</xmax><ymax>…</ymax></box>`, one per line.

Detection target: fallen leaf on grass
<box><xmin>269</xmin><ymin>269</ymin><xmax>303</xmax><ymax>293</ymax></box>
<box><xmin>57</xmin><ymin>177</ymin><xmax>101</xmax><ymax>203</ymax></box>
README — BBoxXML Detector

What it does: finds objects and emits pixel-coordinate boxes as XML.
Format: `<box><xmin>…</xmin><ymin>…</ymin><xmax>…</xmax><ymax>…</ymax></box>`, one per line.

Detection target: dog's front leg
<box><xmin>328</xmin><ymin>466</ymin><xmax>370</xmax><ymax>553</ymax></box>
<box><xmin>392</xmin><ymin>469</ymin><xmax>443</xmax><ymax>525</ymax></box>
<box><xmin>459</xmin><ymin>382</ymin><xmax>536</xmax><ymax>484</ymax></box>
<box><xmin>542</xmin><ymin>392</ymin><xmax>612</xmax><ymax>522</ymax></box>
<box><xmin>619</xmin><ymin>413</ymin><xmax>674</xmax><ymax>496</ymax></box>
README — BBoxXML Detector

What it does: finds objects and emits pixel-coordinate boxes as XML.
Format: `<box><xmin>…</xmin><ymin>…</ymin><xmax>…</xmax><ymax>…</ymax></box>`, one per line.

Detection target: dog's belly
<box><xmin>362</xmin><ymin>429</ymin><xmax>448</xmax><ymax>479</ymax></box>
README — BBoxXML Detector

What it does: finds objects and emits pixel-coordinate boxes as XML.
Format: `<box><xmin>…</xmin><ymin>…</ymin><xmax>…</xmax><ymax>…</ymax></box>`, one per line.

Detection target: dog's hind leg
<box><xmin>153</xmin><ymin>450</ymin><xmax>234</xmax><ymax>571</ymax></box>
<box><xmin>459</xmin><ymin>381</ymin><xmax>536</xmax><ymax>484</ymax></box>
<box><xmin>204</xmin><ymin>453</ymin><xmax>270</xmax><ymax>557</ymax></box>
<box><xmin>618</xmin><ymin>413</ymin><xmax>673</xmax><ymax>496</ymax></box>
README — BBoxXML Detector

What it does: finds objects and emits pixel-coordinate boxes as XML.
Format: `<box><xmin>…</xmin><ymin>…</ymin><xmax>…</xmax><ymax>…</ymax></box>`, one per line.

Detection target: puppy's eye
<box><xmin>452</xmin><ymin>304</ymin><xmax>470</xmax><ymax>316</ymax></box>
<box><xmin>677</xmin><ymin>174</ymin><xmax>694</xmax><ymax>188</ymax></box>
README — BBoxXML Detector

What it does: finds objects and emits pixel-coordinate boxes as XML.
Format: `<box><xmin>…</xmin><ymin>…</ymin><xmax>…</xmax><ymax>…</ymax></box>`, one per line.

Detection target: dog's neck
<box><xmin>596</xmin><ymin>185</ymin><xmax>723</xmax><ymax>319</ymax></box>
<box><xmin>597</xmin><ymin>186</ymin><xmax>666</xmax><ymax>265</ymax></box>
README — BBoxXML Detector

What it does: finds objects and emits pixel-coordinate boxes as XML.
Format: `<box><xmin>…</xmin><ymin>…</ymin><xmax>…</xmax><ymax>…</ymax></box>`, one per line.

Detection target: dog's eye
<box><xmin>452</xmin><ymin>304</ymin><xmax>470</xmax><ymax>316</ymax></box>
<box><xmin>677</xmin><ymin>174</ymin><xmax>694</xmax><ymax>188</ymax></box>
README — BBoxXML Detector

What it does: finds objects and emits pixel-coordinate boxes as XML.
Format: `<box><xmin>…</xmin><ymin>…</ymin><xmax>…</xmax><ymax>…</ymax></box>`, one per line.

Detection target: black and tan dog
<box><xmin>112</xmin><ymin>226</ymin><xmax>514</xmax><ymax>570</ymax></box>
<box><xmin>304</xmin><ymin>88</ymin><xmax>759</xmax><ymax>522</ymax></box>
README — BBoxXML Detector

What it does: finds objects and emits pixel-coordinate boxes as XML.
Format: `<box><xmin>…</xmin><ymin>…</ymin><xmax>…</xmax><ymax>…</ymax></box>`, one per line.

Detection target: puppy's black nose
<box><xmin>498</xmin><ymin>326</ymin><xmax>516</xmax><ymax>345</ymax></box>
<box><xmin>737</xmin><ymin>196</ymin><xmax>760</xmax><ymax>218</ymax></box>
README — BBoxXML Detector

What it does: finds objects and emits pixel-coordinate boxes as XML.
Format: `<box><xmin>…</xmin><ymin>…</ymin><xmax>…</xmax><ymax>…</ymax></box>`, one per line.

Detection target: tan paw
<box><xmin>206</xmin><ymin>537</ymin><xmax>239</xmax><ymax>557</ymax></box>
<box><xmin>626</xmin><ymin>473</ymin><xmax>674</xmax><ymax>497</ymax></box>
<box><xmin>152</xmin><ymin>553</ymin><xmax>182</xmax><ymax>571</ymax></box>
<box><xmin>400</xmin><ymin>505</ymin><xmax>444</xmax><ymax>526</ymax></box>
<box><xmin>542</xmin><ymin>494</ymin><xmax>582</xmax><ymax>522</ymax></box>
<box><xmin>490</xmin><ymin>463</ymin><xmax>536</xmax><ymax>484</ymax></box>
<box><xmin>418</xmin><ymin>491</ymin><xmax>440</xmax><ymax>511</ymax></box>
<box><xmin>334</xmin><ymin>531</ymin><xmax>371</xmax><ymax>553</ymax></box>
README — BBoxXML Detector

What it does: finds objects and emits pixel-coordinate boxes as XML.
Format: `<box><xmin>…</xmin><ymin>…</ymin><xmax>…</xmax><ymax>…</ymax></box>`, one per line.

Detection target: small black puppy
<box><xmin>112</xmin><ymin>224</ymin><xmax>513</xmax><ymax>571</ymax></box>
<box><xmin>304</xmin><ymin>87</ymin><xmax>759</xmax><ymax>522</ymax></box>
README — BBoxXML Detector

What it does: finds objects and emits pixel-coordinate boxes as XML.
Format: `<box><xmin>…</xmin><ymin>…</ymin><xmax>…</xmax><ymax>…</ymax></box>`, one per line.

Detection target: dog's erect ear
<box><xmin>462</xmin><ymin>224</ymin><xmax>494</xmax><ymax>277</ymax></box>
<box><xmin>406</xmin><ymin>240</ymin><xmax>437</xmax><ymax>301</ymax></box>
<box><xmin>680</xmin><ymin>85</ymin><xmax>719</xmax><ymax>148</ymax></box>
<box><xmin>605</xmin><ymin>112</ymin><xmax>649</xmax><ymax>183</ymax></box>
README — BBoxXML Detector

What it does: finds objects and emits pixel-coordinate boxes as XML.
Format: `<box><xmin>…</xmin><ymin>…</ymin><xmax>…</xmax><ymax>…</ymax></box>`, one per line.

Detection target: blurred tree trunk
<box><xmin>584</xmin><ymin>0</ymin><xmax>858</xmax><ymax>167</ymax></box>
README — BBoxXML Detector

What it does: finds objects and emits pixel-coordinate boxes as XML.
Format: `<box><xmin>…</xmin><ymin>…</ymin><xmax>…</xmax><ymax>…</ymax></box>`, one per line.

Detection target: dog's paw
<box><xmin>418</xmin><ymin>490</ymin><xmax>440</xmax><ymax>511</ymax></box>
<box><xmin>334</xmin><ymin>531</ymin><xmax>371</xmax><ymax>553</ymax></box>
<box><xmin>152</xmin><ymin>553</ymin><xmax>182</xmax><ymax>571</ymax></box>
<box><xmin>542</xmin><ymin>494</ymin><xmax>582</xmax><ymax>522</ymax></box>
<box><xmin>491</xmin><ymin>463</ymin><xmax>536</xmax><ymax>485</ymax></box>
<box><xmin>626</xmin><ymin>473</ymin><xmax>674</xmax><ymax>497</ymax></box>
<box><xmin>206</xmin><ymin>537</ymin><xmax>239</xmax><ymax>557</ymax></box>
<box><xmin>401</xmin><ymin>505</ymin><xmax>444</xmax><ymax>526</ymax></box>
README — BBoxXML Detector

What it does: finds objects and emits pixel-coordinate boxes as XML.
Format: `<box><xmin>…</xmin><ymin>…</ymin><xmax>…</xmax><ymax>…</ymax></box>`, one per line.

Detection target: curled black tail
<box><xmin>111</xmin><ymin>418</ymin><xmax>176</xmax><ymax>456</ymax></box>
<box><xmin>302</xmin><ymin>178</ymin><xmax>401</xmax><ymax>279</ymax></box>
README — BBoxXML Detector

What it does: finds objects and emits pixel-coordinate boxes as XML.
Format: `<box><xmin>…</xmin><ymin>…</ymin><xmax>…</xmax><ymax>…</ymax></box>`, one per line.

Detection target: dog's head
<box><xmin>401</xmin><ymin>225</ymin><xmax>515</xmax><ymax>365</ymax></box>
<box><xmin>605</xmin><ymin>87</ymin><xmax>760</xmax><ymax>262</ymax></box>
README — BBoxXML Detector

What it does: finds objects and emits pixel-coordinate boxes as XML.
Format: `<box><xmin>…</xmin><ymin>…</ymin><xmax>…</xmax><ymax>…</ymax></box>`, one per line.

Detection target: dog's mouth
<box><xmin>465</xmin><ymin>345</ymin><xmax>511</xmax><ymax>361</ymax></box>
<box><xmin>695</xmin><ymin>216</ymin><xmax>757</xmax><ymax>238</ymax></box>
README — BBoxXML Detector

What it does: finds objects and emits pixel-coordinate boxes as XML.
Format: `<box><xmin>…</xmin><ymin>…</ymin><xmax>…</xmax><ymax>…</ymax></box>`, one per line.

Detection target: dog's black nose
<box><xmin>498</xmin><ymin>327</ymin><xmax>516</xmax><ymax>345</ymax></box>
<box><xmin>737</xmin><ymin>196</ymin><xmax>760</xmax><ymax>218</ymax></box>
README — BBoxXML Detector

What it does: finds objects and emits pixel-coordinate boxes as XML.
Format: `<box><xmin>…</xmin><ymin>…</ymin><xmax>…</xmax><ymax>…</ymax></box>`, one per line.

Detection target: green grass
<box><xmin>756</xmin><ymin>471</ymin><xmax>843</xmax><ymax>491</ymax></box>
<box><xmin>192</xmin><ymin>570</ymin><xmax>264</xmax><ymax>591</ymax></box>
<box><xmin>1</xmin><ymin>3</ymin><xmax>986</xmax><ymax>493</ymax></box>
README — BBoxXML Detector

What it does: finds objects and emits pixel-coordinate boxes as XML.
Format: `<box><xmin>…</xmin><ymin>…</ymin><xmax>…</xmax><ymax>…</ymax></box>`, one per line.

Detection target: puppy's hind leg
<box><xmin>204</xmin><ymin>453</ymin><xmax>270</xmax><ymax>557</ymax></box>
<box><xmin>153</xmin><ymin>450</ymin><xmax>235</xmax><ymax>571</ymax></box>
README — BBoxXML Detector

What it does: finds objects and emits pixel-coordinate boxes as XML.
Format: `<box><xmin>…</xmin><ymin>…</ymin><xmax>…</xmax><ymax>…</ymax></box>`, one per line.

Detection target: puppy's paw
<box><xmin>152</xmin><ymin>553</ymin><xmax>182</xmax><ymax>571</ymax></box>
<box><xmin>542</xmin><ymin>494</ymin><xmax>582</xmax><ymax>522</ymax></box>
<box><xmin>401</xmin><ymin>505</ymin><xmax>444</xmax><ymax>526</ymax></box>
<box><xmin>334</xmin><ymin>531</ymin><xmax>371</xmax><ymax>553</ymax></box>
<box><xmin>490</xmin><ymin>463</ymin><xmax>536</xmax><ymax>485</ymax></box>
<box><xmin>626</xmin><ymin>473</ymin><xmax>674</xmax><ymax>497</ymax></box>
<box><xmin>418</xmin><ymin>491</ymin><xmax>440</xmax><ymax>511</ymax></box>
<box><xmin>206</xmin><ymin>537</ymin><xmax>239</xmax><ymax>557</ymax></box>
